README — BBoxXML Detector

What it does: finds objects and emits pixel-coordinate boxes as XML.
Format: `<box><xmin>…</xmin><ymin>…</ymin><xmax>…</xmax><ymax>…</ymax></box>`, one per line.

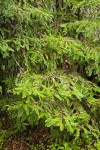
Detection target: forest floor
<box><xmin>2</xmin><ymin>127</ymin><xmax>50</xmax><ymax>150</ymax></box>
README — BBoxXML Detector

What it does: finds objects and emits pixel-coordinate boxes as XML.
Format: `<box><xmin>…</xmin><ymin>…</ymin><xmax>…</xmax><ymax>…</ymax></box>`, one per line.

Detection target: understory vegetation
<box><xmin>0</xmin><ymin>0</ymin><xmax>100</xmax><ymax>149</ymax></box>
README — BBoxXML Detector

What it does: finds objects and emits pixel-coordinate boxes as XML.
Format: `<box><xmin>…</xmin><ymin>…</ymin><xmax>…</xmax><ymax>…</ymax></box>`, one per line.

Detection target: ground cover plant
<box><xmin>0</xmin><ymin>0</ymin><xmax>100</xmax><ymax>149</ymax></box>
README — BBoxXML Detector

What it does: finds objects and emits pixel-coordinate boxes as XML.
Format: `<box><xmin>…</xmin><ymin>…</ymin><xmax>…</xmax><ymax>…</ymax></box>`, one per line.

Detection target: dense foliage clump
<box><xmin>0</xmin><ymin>0</ymin><xmax>100</xmax><ymax>149</ymax></box>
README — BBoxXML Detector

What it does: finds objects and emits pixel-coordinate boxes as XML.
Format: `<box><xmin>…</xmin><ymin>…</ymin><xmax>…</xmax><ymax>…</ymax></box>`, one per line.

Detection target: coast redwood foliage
<box><xmin>0</xmin><ymin>0</ymin><xmax>100</xmax><ymax>149</ymax></box>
